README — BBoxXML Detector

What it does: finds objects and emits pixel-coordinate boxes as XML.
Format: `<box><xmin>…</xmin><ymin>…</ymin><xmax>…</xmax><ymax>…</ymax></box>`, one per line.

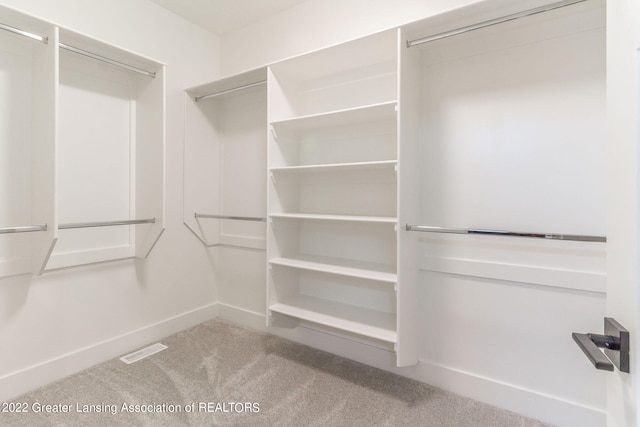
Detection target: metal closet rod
<box><xmin>0</xmin><ymin>22</ymin><xmax>47</xmax><ymax>43</ymax></box>
<box><xmin>406</xmin><ymin>0</ymin><xmax>587</xmax><ymax>48</ymax></box>
<box><xmin>59</xmin><ymin>43</ymin><xmax>156</xmax><ymax>78</ymax></box>
<box><xmin>59</xmin><ymin>218</ymin><xmax>156</xmax><ymax>230</ymax></box>
<box><xmin>0</xmin><ymin>23</ymin><xmax>155</xmax><ymax>77</ymax></box>
<box><xmin>195</xmin><ymin>80</ymin><xmax>267</xmax><ymax>102</ymax></box>
<box><xmin>195</xmin><ymin>213</ymin><xmax>266</xmax><ymax>222</ymax></box>
<box><xmin>405</xmin><ymin>225</ymin><xmax>606</xmax><ymax>243</ymax></box>
<box><xmin>0</xmin><ymin>224</ymin><xmax>48</xmax><ymax>235</ymax></box>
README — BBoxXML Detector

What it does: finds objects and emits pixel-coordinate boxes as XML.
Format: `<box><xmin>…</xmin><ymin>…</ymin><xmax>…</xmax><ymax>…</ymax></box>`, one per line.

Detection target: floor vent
<box><xmin>120</xmin><ymin>343</ymin><xmax>167</xmax><ymax>364</ymax></box>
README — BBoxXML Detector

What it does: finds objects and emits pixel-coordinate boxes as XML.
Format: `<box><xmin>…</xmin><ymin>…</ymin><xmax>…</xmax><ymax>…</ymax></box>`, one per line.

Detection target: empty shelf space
<box><xmin>270</xmin><ymin>255</ymin><xmax>397</xmax><ymax>283</ymax></box>
<box><xmin>269</xmin><ymin>294</ymin><xmax>397</xmax><ymax>343</ymax></box>
<box><xmin>270</xmin><ymin>160</ymin><xmax>397</xmax><ymax>173</ymax></box>
<box><xmin>269</xmin><ymin>213</ymin><xmax>397</xmax><ymax>224</ymax></box>
<box><xmin>270</xmin><ymin>101</ymin><xmax>397</xmax><ymax>133</ymax></box>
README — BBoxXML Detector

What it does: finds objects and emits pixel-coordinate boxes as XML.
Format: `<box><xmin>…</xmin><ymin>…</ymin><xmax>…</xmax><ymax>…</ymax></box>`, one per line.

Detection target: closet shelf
<box><xmin>270</xmin><ymin>101</ymin><xmax>397</xmax><ymax>133</ymax></box>
<box><xmin>270</xmin><ymin>255</ymin><xmax>397</xmax><ymax>283</ymax></box>
<box><xmin>269</xmin><ymin>295</ymin><xmax>397</xmax><ymax>343</ymax></box>
<box><xmin>270</xmin><ymin>160</ymin><xmax>397</xmax><ymax>173</ymax></box>
<box><xmin>269</xmin><ymin>213</ymin><xmax>397</xmax><ymax>224</ymax></box>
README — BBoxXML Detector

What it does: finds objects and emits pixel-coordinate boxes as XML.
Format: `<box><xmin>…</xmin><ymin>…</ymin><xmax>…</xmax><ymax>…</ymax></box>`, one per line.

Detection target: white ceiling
<box><xmin>148</xmin><ymin>0</ymin><xmax>309</xmax><ymax>35</ymax></box>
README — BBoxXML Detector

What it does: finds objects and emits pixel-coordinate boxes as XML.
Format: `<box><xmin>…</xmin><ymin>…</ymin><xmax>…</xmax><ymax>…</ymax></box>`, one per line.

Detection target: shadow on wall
<box><xmin>0</xmin><ymin>274</ymin><xmax>31</xmax><ymax>321</ymax></box>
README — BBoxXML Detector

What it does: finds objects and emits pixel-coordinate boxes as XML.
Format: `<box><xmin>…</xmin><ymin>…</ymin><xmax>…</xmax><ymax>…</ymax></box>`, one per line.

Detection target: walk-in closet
<box><xmin>1</xmin><ymin>0</ymin><xmax>637</xmax><ymax>426</ymax></box>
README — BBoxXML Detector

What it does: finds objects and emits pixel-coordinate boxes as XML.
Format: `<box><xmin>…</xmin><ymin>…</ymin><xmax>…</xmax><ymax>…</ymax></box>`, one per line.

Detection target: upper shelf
<box><xmin>186</xmin><ymin>67</ymin><xmax>268</xmax><ymax>102</ymax></box>
<box><xmin>268</xmin><ymin>29</ymin><xmax>398</xmax><ymax>83</ymax></box>
<box><xmin>267</xmin><ymin>29</ymin><xmax>398</xmax><ymax>122</ymax></box>
<box><xmin>270</xmin><ymin>101</ymin><xmax>397</xmax><ymax>133</ymax></box>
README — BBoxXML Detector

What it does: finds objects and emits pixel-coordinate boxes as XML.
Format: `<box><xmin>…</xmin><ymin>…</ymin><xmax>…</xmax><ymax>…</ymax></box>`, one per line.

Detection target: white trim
<box><xmin>421</xmin><ymin>256</ymin><xmax>606</xmax><ymax>294</ymax></box>
<box><xmin>413</xmin><ymin>359</ymin><xmax>606</xmax><ymax>427</ymax></box>
<box><xmin>45</xmin><ymin>245</ymin><xmax>135</xmax><ymax>270</ymax></box>
<box><xmin>0</xmin><ymin>301</ymin><xmax>605</xmax><ymax>427</ymax></box>
<box><xmin>0</xmin><ymin>303</ymin><xmax>218</xmax><ymax>401</ymax></box>
<box><xmin>216</xmin><ymin>303</ymin><xmax>604</xmax><ymax>427</ymax></box>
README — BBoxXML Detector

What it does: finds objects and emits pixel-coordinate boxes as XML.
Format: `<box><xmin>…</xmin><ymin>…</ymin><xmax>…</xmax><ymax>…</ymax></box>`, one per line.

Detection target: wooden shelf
<box><xmin>270</xmin><ymin>160</ymin><xmax>397</xmax><ymax>173</ymax></box>
<box><xmin>269</xmin><ymin>213</ymin><xmax>397</xmax><ymax>224</ymax></box>
<box><xmin>269</xmin><ymin>294</ymin><xmax>397</xmax><ymax>343</ymax></box>
<box><xmin>270</xmin><ymin>255</ymin><xmax>397</xmax><ymax>283</ymax></box>
<box><xmin>270</xmin><ymin>101</ymin><xmax>397</xmax><ymax>133</ymax></box>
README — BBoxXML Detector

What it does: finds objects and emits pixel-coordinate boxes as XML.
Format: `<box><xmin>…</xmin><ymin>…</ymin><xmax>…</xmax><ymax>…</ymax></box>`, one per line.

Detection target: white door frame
<box><xmin>606</xmin><ymin>0</ymin><xmax>640</xmax><ymax>425</ymax></box>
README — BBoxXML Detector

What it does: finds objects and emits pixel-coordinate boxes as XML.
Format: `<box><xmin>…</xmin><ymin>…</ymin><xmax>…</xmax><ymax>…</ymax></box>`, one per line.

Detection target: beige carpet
<box><xmin>0</xmin><ymin>318</ymin><xmax>553</xmax><ymax>426</ymax></box>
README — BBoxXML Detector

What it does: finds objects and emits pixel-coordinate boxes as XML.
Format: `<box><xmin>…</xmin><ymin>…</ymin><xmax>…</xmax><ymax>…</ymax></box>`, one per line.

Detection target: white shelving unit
<box><xmin>0</xmin><ymin>5</ymin><xmax>166</xmax><ymax>275</ymax></box>
<box><xmin>267</xmin><ymin>28</ymin><xmax>418</xmax><ymax>366</ymax></box>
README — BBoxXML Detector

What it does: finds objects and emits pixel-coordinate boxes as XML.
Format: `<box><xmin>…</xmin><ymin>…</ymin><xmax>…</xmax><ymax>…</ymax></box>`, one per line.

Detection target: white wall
<box><xmin>220</xmin><ymin>0</ymin><xmax>480</xmax><ymax>75</ymax></box>
<box><xmin>0</xmin><ymin>1</ymin><xmax>614</xmax><ymax>426</ymax></box>
<box><xmin>216</xmin><ymin>1</ymin><xmax>609</xmax><ymax>427</ymax></box>
<box><xmin>0</xmin><ymin>0</ymin><xmax>221</xmax><ymax>400</ymax></box>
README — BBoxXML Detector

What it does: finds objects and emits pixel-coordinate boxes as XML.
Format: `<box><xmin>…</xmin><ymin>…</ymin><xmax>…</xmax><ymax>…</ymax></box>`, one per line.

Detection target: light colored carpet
<box><xmin>0</xmin><ymin>318</ymin><xmax>553</xmax><ymax>426</ymax></box>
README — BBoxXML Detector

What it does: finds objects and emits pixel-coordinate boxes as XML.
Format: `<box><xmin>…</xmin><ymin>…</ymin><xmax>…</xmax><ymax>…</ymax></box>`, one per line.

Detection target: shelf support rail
<box><xmin>59</xmin><ymin>218</ymin><xmax>156</xmax><ymax>230</ymax></box>
<box><xmin>0</xmin><ymin>224</ymin><xmax>48</xmax><ymax>235</ymax></box>
<box><xmin>0</xmin><ymin>22</ymin><xmax>48</xmax><ymax>43</ymax></box>
<box><xmin>59</xmin><ymin>43</ymin><xmax>156</xmax><ymax>78</ymax></box>
<box><xmin>405</xmin><ymin>225</ymin><xmax>606</xmax><ymax>243</ymax></box>
<box><xmin>195</xmin><ymin>80</ymin><xmax>267</xmax><ymax>102</ymax></box>
<box><xmin>406</xmin><ymin>0</ymin><xmax>587</xmax><ymax>48</ymax></box>
<box><xmin>195</xmin><ymin>213</ymin><xmax>266</xmax><ymax>222</ymax></box>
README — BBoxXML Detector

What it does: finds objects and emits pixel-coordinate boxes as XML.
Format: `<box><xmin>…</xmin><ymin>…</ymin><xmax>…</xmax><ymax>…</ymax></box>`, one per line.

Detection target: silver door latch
<box><xmin>572</xmin><ymin>317</ymin><xmax>629</xmax><ymax>373</ymax></box>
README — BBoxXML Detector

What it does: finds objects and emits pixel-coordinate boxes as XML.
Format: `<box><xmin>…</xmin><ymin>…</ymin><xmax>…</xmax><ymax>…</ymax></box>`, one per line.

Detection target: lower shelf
<box><xmin>269</xmin><ymin>294</ymin><xmax>397</xmax><ymax>343</ymax></box>
<box><xmin>270</xmin><ymin>256</ymin><xmax>397</xmax><ymax>283</ymax></box>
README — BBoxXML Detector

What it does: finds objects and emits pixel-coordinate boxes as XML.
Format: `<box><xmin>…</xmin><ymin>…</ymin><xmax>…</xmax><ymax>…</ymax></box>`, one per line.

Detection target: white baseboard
<box><xmin>410</xmin><ymin>360</ymin><xmax>606</xmax><ymax>427</ymax></box>
<box><xmin>0</xmin><ymin>301</ymin><xmax>606</xmax><ymax>427</ymax></box>
<box><xmin>0</xmin><ymin>303</ymin><xmax>219</xmax><ymax>402</ymax></box>
<box><xmin>216</xmin><ymin>302</ymin><xmax>606</xmax><ymax>427</ymax></box>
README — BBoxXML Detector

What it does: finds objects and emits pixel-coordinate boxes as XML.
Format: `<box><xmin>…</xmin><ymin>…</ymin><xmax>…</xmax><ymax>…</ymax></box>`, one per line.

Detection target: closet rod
<box><xmin>0</xmin><ymin>22</ymin><xmax>47</xmax><ymax>43</ymax></box>
<box><xmin>405</xmin><ymin>225</ymin><xmax>606</xmax><ymax>243</ymax></box>
<box><xmin>0</xmin><ymin>224</ymin><xmax>47</xmax><ymax>234</ymax></box>
<box><xmin>406</xmin><ymin>0</ymin><xmax>587</xmax><ymax>48</ymax></box>
<box><xmin>195</xmin><ymin>213</ymin><xmax>266</xmax><ymax>222</ymax></box>
<box><xmin>59</xmin><ymin>218</ymin><xmax>155</xmax><ymax>230</ymax></box>
<box><xmin>59</xmin><ymin>43</ymin><xmax>156</xmax><ymax>78</ymax></box>
<box><xmin>195</xmin><ymin>80</ymin><xmax>267</xmax><ymax>102</ymax></box>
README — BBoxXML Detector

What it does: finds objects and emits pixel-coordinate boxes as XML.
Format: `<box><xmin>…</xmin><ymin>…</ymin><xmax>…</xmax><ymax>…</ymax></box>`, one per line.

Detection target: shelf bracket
<box><xmin>572</xmin><ymin>317</ymin><xmax>629</xmax><ymax>373</ymax></box>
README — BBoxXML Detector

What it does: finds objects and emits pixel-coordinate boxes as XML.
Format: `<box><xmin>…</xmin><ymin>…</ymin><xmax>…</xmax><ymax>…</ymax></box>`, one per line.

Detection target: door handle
<box><xmin>572</xmin><ymin>317</ymin><xmax>630</xmax><ymax>373</ymax></box>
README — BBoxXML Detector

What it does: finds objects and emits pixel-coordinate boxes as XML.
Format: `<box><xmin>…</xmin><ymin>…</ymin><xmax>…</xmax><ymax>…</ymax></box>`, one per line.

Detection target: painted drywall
<box><xmin>220</xmin><ymin>0</ymin><xmax>478</xmax><ymax>75</ymax></box>
<box><xmin>0</xmin><ymin>0</ymin><xmax>221</xmax><ymax>399</ymax></box>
